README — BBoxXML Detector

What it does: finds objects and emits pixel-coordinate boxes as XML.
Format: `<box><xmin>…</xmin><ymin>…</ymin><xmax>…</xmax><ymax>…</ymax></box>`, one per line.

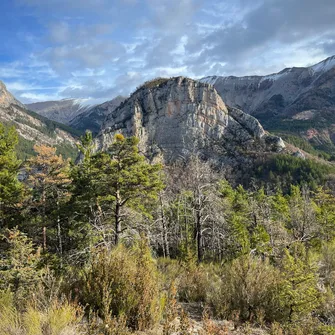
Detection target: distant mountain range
<box><xmin>26</xmin><ymin>96</ymin><xmax>126</xmax><ymax>135</ymax></box>
<box><xmin>26</xmin><ymin>99</ymin><xmax>91</xmax><ymax>125</ymax></box>
<box><xmin>201</xmin><ymin>55</ymin><xmax>335</xmax><ymax>156</ymax></box>
<box><xmin>69</xmin><ymin>96</ymin><xmax>126</xmax><ymax>134</ymax></box>
<box><xmin>3</xmin><ymin>55</ymin><xmax>335</xmax><ymax>162</ymax></box>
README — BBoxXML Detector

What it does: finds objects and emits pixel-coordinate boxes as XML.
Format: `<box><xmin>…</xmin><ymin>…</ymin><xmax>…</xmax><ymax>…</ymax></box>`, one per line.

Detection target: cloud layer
<box><xmin>1</xmin><ymin>0</ymin><xmax>334</xmax><ymax>104</ymax></box>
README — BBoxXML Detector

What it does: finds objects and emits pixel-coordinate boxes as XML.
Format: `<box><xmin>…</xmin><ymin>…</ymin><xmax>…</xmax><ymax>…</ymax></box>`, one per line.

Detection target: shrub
<box><xmin>177</xmin><ymin>256</ymin><xmax>212</xmax><ymax>303</ymax></box>
<box><xmin>208</xmin><ymin>255</ymin><xmax>281</xmax><ymax>323</ymax></box>
<box><xmin>80</xmin><ymin>239</ymin><xmax>162</xmax><ymax>331</ymax></box>
<box><xmin>0</xmin><ymin>290</ymin><xmax>82</xmax><ymax>335</ymax></box>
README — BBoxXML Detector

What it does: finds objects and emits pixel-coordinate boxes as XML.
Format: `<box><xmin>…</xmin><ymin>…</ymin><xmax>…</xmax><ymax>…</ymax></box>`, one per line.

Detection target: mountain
<box><xmin>201</xmin><ymin>56</ymin><xmax>335</xmax><ymax>157</ymax></box>
<box><xmin>26</xmin><ymin>98</ymin><xmax>90</xmax><ymax>125</ymax></box>
<box><xmin>95</xmin><ymin>77</ymin><xmax>285</xmax><ymax>176</ymax></box>
<box><xmin>69</xmin><ymin>96</ymin><xmax>126</xmax><ymax>134</ymax></box>
<box><xmin>28</xmin><ymin>96</ymin><xmax>126</xmax><ymax>134</ymax></box>
<box><xmin>0</xmin><ymin>81</ymin><xmax>78</xmax><ymax>160</ymax></box>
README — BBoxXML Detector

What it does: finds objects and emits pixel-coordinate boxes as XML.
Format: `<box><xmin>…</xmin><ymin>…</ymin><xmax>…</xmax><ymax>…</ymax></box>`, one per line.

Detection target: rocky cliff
<box><xmin>0</xmin><ymin>80</ymin><xmax>78</xmax><ymax>158</ymax></box>
<box><xmin>95</xmin><ymin>77</ymin><xmax>285</xmax><ymax>164</ymax></box>
<box><xmin>0</xmin><ymin>81</ymin><xmax>25</xmax><ymax>110</ymax></box>
<box><xmin>201</xmin><ymin>55</ymin><xmax>335</xmax><ymax>153</ymax></box>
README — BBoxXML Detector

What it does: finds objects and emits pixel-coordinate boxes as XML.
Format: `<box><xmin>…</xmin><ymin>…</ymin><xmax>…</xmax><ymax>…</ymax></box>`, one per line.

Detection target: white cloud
<box><xmin>2</xmin><ymin>0</ymin><xmax>334</xmax><ymax>104</ymax></box>
<box><xmin>20</xmin><ymin>92</ymin><xmax>60</xmax><ymax>103</ymax></box>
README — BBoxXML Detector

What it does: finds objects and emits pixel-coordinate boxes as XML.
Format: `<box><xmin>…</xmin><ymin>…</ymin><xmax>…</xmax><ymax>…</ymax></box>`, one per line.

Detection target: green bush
<box><xmin>177</xmin><ymin>256</ymin><xmax>213</xmax><ymax>303</ymax></box>
<box><xmin>208</xmin><ymin>255</ymin><xmax>281</xmax><ymax>323</ymax></box>
<box><xmin>80</xmin><ymin>240</ymin><xmax>162</xmax><ymax>331</ymax></box>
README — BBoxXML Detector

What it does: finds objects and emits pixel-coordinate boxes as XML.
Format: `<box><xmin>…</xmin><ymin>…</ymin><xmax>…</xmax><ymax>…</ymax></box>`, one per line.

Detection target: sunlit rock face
<box><xmin>95</xmin><ymin>77</ymin><xmax>284</xmax><ymax>163</ymax></box>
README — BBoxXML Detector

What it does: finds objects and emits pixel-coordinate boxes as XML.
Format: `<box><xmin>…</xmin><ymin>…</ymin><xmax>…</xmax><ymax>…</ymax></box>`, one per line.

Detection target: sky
<box><xmin>0</xmin><ymin>0</ymin><xmax>335</xmax><ymax>105</ymax></box>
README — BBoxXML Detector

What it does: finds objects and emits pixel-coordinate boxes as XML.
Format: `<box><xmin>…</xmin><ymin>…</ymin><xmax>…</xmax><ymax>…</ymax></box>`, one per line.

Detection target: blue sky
<box><xmin>1</xmin><ymin>0</ymin><xmax>335</xmax><ymax>105</ymax></box>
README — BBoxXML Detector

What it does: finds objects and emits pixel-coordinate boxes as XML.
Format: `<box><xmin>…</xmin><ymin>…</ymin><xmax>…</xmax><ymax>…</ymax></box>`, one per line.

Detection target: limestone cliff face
<box><xmin>95</xmin><ymin>77</ymin><xmax>284</xmax><ymax>163</ymax></box>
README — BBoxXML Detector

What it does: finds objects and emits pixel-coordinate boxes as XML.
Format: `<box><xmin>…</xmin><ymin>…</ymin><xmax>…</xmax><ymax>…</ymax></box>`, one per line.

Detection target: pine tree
<box><xmin>91</xmin><ymin>134</ymin><xmax>164</xmax><ymax>245</ymax></box>
<box><xmin>279</xmin><ymin>246</ymin><xmax>321</xmax><ymax>323</ymax></box>
<box><xmin>68</xmin><ymin>131</ymin><xmax>98</xmax><ymax>256</ymax></box>
<box><xmin>0</xmin><ymin>124</ymin><xmax>23</xmax><ymax>227</ymax></box>
<box><xmin>313</xmin><ymin>186</ymin><xmax>335</xmax><ymax>242</ymax></box>
<box><xmin>0</xmin><ymin>228</ymin><xmax>43</xmax><ymax>302</ymax></box>
<box><xmin>26</xmin><ymin>145</ymin><xmax>70</xmax><ymax>257</ymax></box>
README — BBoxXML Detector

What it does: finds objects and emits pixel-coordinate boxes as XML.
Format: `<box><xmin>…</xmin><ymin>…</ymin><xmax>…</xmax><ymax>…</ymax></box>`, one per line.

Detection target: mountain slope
<box><xmin>26</xmin><ymin>98</ymin><xmax>91</xmax><ymax>125</ymax></box>
<box><xmin>27</xmin><ymin>96</ymin><xmax>127</xmax><ymax>134</ymax></box>
<box><xmin>69</xmin><ymin>96</ymin><xmax>126</xmax><ymax>134</ymax></box>
<box><xmin>201</xmin><ymin>56</ymin><xmax>335</xmax><ymax>155</ymax></box>
<box><xmin>95</xmin><ymin>77</ymin><xmax>285</xmax><ymax>173</ymax></box>
<box><xmin>0</xmin><ymin>81</ymin><xmax>78</xmax><ymax>160</ymax></box>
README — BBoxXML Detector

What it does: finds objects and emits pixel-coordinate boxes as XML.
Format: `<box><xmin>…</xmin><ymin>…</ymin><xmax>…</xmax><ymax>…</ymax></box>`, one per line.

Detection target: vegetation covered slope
<box><xmin>2</xmin><ymin>124</ymin><xmax>335</xmax><ymax>334</ymax></box>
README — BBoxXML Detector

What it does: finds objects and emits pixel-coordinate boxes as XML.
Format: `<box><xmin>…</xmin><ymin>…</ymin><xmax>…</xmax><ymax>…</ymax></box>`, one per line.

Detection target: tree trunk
<box><xmin>42</xmin><ymin>185</ymin><xmax>47</xmax><ymax>252</ymax></box>
<box><xmin>56</xmin><ymin>195</ymin><xmax>63</xmax><ymax>268</ymax></box>
<box><xmin>43</xmin><ymin>226</ymin><xmax>47</xmax><ymax>252</ymax></box>
<box><xmin>196</xmin><ymin>208</ymin><xmax>203</xmax><ymax>262</ymax></box>
<box><xmin>115</xmin><ymin>190</ymin><xmax>121</xmax><ymax>245</ymax></box>
<box><xmin>160</xmin><ymin>193</ymin><xmax>170</xmax><ymax>258</ymax></box>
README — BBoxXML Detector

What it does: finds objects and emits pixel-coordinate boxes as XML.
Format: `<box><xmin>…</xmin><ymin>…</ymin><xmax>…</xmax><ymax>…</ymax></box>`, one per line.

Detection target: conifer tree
<box><xmin>0</xmin><ymin>124</ymin><xmax>23</xmax><ymax>226</ymax></box>
<box><xmin>313</xmin><ymin>186</ymin><xmax>335</xmax><ymax>242</ymax></box>
<box><xmin>68</xmin><ymin>131</ymin><xmax>99</xmax><ymax>258</ymax></box>
<box><xmin>279</xmin><ymin>246</ymin><xmax>320</xmax><ymax>323</ymax></box>
<box><xmin>0</xmin><ymin>228</ymin><xmax>42</xmax><ymax>301</ymax></box>
<box><xmin>26</xmin><ymin>145</ymin><xmax>70</xmax><ymax>256</ymax></box>
<box><xmin>91</xmin><ymin>134</ymin><xmax>164</xmax><ymax>245</ymax></box>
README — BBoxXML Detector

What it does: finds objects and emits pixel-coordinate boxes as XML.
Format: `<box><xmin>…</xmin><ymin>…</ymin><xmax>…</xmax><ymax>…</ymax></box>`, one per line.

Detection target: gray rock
<box><xmin>292</xmin><ymin>150</ymin><xmax>306</xmax><ymax>159</ymax></box>
<box><xmin>95</xmin><ymin>77</ymin><xmax>285</xmax><ymax>163</ymax></box>
<box><xmin>0</xmin><ymin>81</ymin><xmax>25</xmax><ymax>109</ymax></box>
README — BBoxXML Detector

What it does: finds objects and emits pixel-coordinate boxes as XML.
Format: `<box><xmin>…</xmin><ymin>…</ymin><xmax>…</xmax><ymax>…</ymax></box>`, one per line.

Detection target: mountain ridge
<box><xmin>0</xmin><ymin>80</ymin><xmax>78</xmax><ymax>159</ymax></box>
<box><xmin>26</xmin><ymin>98</ymin><xmax>92</xmax><ymax>125</ymax></box>
<box><xmin>200</xmin><ymin>55</ymin><xmax>335</xmax><ymax>156</ymax></box>
<box><xmin>27</xmin><ymin>95</ymin><xmax>127</xmax><ymax>134</ymax></box>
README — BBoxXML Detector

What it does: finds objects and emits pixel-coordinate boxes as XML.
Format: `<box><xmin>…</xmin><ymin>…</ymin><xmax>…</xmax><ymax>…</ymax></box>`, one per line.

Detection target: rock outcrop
<box><xmin>0</xmin><ymin>81</ymin><xmax>25</xmax><ymax>110</ymax></box>
<box><xmin>95</xmin><ymin>77</ymin><xmax>285</xmax><ymax>163</ymax></box>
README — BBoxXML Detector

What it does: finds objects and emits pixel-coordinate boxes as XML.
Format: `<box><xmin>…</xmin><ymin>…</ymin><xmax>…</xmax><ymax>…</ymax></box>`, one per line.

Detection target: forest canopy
<box><xmin>1</xmin><ymin>124</ymin><xmax>335</xmax><ymax>334</ymax></box>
